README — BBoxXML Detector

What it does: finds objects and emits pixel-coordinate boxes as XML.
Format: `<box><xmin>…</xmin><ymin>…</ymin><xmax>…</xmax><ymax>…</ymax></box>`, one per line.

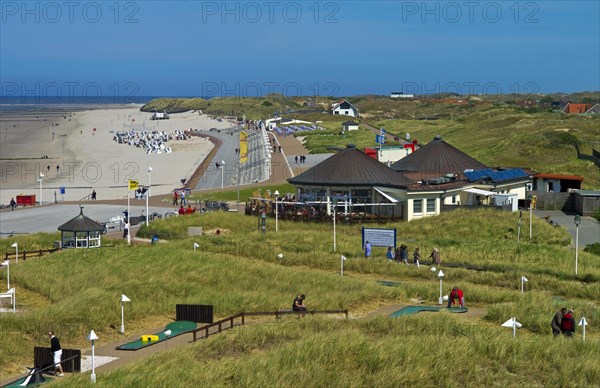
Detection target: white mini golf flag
<box><xmin>341</xmin><ymin>255</ymin><xmax>347</xmax><ymax>261</ymax></box>
<box><xmin>501</xmin><ymin>317</ymin><xmax>522</xmax><ymax>328</ymax></box>
<box><xmin>522</xmin><ymin>276</ymin><xmax>528</xmax><ymax>282</ymax></box>
<box><xmin>193</xmin><ymin>242</ymin><xmax>199</xmax><ymax>251</ymax></box>
<box><xmin>121</xmin><ymin>294</ymin><xmax>131</xmax><ymax>302</ymax></box>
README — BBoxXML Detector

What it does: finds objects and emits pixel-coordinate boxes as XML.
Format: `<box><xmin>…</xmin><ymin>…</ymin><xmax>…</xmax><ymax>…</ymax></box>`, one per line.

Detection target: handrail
<box><xmin>17</xmin><ymin>353</ymin><xmax>81</xmax><ymax>387</ymax></box>
<box><xmin>191</xmin><ymin>310</ymin><xmax>349</xmax><ymax>342</ymax></box>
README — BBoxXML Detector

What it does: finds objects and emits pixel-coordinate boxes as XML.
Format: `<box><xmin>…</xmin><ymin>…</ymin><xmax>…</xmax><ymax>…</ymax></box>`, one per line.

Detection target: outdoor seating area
<box><xmin>274</xmin><ymin>124</ymin><xmax>324</xmax><ymax>136</ymax></box>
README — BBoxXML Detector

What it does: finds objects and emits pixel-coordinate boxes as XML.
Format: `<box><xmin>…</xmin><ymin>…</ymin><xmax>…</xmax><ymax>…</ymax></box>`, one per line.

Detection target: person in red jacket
<box><xmin>447</xmin><ymin>287</ymin><xmax>464</xmax><ymax>308</ymax></box>
<box><xmin>561</xmin><ymin>309</ymin><xmax>575</xmax><ymax>337</ymax></box>
<box><xmin>178</xmin><ymin>205</ymin><xmax>185</xmax><ymax>215</ymax></box>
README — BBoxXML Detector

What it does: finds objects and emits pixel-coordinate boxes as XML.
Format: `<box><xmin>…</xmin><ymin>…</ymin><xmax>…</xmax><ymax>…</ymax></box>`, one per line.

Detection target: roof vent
<box><xmin>434</xmin><ymin>135</ymin><xmax>442</xmax><ymax>141</ymax></box>
<box><xmin>346</xmin><ymin>144</ymin><xmax>356</xmax><ymax>149</ymax></box>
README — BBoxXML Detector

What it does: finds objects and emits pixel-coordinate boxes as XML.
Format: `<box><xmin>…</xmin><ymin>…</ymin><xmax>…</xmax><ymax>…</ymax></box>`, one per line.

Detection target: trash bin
<box><xmin>151</xmin><ymin>235</ymin><xmax>159</xmax><ymax>244</ymax></box>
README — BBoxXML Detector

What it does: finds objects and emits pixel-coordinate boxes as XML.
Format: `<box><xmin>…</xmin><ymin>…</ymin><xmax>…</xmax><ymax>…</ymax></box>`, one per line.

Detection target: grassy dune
<box><xmin>1</xmin><ymin>210</ymin><xmax>599</xmax><ymax>385</ymax></box>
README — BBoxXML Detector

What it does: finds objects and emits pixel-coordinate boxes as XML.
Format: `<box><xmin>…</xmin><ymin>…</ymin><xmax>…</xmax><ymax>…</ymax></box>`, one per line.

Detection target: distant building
<box><xmin>562</xmin><ymin>103</ymin><xmax>593</xmax><ymax>114</ymax></box>
<box><xmin>341</xmin><ymin>121</ymin><xmax>359</xmax><ymax>131</ymax></box>
<box><xmin>390</xmin><ymin>92</ymin><xmax>414</xmax><ymax>99</ymax></box>
<box><xmin>151</xmin><ymin>111</ymin><xmax>170</xmax><ymax>120</ymax></box>
<box><xmin>532</xmin><ymin>173</ymin><xmax>584</xmax><ymax>192</ymax></box>
<box><xmin>331</xmin><ymin>100</ymin><xmax>359</xmax><ymax>117</ymax></box>
<box><xmin>584</xmin><ymin>103</ymin><xmax>600</xmax><ymax>114</ymax></box>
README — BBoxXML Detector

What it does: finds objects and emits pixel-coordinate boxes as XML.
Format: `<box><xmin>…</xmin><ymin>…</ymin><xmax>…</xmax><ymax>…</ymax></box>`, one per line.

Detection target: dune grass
<box><xmin>1</xmin><ymin>209</ymin><xmax>599</xmax><ymax>385</ymax></box>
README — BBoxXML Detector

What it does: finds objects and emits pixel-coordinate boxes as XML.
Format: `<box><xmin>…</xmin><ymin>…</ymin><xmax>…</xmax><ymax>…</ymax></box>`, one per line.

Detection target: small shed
<box><xmin>58</xmin><ymin>207</ymin><xmax>105</xmax><ymax>248</ymax></box>
<box><xmin>342</xmin><ymin>121</ymin><xmax>359</xmax><ymax>131</ymax></box>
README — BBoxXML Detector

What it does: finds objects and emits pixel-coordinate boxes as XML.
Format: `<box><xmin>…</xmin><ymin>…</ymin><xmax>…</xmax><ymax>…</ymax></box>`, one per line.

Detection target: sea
<box><xmin>0</xmin><ymin>96</ymin><xmax>157</xmax><ymax>113</ymax></box>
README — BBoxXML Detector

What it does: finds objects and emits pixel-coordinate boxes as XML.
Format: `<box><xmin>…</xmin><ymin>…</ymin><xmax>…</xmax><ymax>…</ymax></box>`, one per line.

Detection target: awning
<box><xmin>373</xmin><ymin>187</ymin><xmax>400</xmax><ymax>203</ymax></box>
<box><xmin>463</xmin><ymin>188</ymin><xmax>496</xmax><ymax>196</ymax></box>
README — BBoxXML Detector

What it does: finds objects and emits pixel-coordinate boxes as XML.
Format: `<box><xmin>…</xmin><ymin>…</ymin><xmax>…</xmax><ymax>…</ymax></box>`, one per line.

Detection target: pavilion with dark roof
<box><xmin>288</xmin><ymin>144</ymin><xmax>411</xmax><ymax>218</ymax></box>
<box><xmin>58</xmin><ymin>207</ymin><xmax>105</xmax><ymax>248</ymax></box>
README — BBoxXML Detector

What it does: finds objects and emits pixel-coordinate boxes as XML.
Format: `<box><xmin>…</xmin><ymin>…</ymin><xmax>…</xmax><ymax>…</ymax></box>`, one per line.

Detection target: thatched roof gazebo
<box><xmin>58</xmin><ymin>207</ymin><xmax>105</xmax><ymax>248</ymax></box>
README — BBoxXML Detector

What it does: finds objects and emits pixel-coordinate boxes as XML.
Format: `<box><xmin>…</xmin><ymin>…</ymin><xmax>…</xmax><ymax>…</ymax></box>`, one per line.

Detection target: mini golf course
<box><xmin>389</xmin><ymin>306</ymin><xmax>468</xmax><ymax>317</ymax></box>
<box><xmin>116</xmin><ymin>320</ymin><xmax>197</xmax><ymax>351</ymax></box>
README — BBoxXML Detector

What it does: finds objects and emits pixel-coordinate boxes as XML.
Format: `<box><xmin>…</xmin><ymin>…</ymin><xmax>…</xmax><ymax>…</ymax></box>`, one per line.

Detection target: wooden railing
<box><xmin>4</xmin><ymin>248</ymin><xmax>59</xmax><ymax>261</ymax></box>
<box><xmin>191</xmin><ymin>310</ymin><xmax>349</xmax><ymax>342</ymax></box>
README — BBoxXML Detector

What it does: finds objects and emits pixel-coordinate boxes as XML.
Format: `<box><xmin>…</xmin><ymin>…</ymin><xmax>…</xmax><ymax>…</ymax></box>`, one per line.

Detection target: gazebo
<box><xmin>58</xmin><ymin>207</ymin><xmax>105</xmax><ymax>248</ymax></box>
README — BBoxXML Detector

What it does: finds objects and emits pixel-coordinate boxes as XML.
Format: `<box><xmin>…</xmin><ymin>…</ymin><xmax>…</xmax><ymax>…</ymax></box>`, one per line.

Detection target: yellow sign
<box><xmin>128</xmin><ymin>180</ymin><xmax>139</xmax><ymax>190</ymax></box>
<box><xmin>239</xmin><ymin>131</ymin><xmax>248</xmax><ymax>165</ymax></box>
<box><xmin>531</xmin><ymin>195</ymin><xmax>537</xmax><ymax>209</ymax></box>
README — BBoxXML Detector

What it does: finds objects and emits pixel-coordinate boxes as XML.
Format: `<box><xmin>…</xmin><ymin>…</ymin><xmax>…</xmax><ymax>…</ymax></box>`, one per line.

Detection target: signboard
<box><xmin>362</xmin><ymin>227</ymin><xmax>396</xmax><ymax>248</ymax></box>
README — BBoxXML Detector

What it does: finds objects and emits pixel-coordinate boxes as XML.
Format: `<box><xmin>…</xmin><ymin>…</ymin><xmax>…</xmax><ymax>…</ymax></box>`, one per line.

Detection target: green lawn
<box><xmin>1</xmin><ymin>209</ymin><xmax>599</xmax><ymax>386</ymax></box>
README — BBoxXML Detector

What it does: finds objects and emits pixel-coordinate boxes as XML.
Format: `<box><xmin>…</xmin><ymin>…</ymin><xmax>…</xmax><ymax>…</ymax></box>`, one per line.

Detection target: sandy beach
<box><xmin>0</xmin><ymin>106</ymin><xmax>232</xmax><ymax>204</ymax></box>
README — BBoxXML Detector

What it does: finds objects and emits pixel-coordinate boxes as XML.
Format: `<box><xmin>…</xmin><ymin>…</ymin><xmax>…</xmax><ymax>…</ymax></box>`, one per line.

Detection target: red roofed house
<box><xmin>533</xmin><ymin>173</ymin><xmax>584</xmax><ymax>192</ymax></box>
<box><xmin>562</xmin><ymin>103</ymin><xmax>593</xmax><ymax>114</ymax></box>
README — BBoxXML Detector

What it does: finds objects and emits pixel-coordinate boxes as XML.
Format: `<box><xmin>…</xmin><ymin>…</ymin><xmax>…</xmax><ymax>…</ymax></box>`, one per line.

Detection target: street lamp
<box><xmin>1</xmin><ymin>260</ymin><xmax>9</xmax><ymax>289</ymax></box>
<box><xmin>38</xmin><ymin>172</ymin><xmax>44</xmax><ymax>205</ymax></box>
<box><xmin>11</xmin><ymin>242</ymin><xmax>18</xmax><ymax>264</ymax></box>
<box><xmin>146</xmin><ymin>167</ymin><xmax>152</xmax><ymax>225</ymax></box>
<box><xmin>574</xmin><ymin>215</ymin><xmax>581</xmax><ymax>275</ymax></box>
<box><xmin>437</xmin><ymin>270</ymin><xmax>445</xmax><ymax>305</ymax></box>
<box><xmin>87</xmin><ymin>330</ymin><xmax>98</xmax><ymax>383</ymax></box>
<box><xmin>274</xmin><ymin>190</ymin><xmax>280</xmax><ymax>232</ymax></box>
<box><xmin>120</xmin><ymin>294</ymin><xmax>131</xmax><ymax>334</ymax></box>
<box><xmin>220</xmin><ymin>160</ymin><xmax>226</xmax><ymax>188</ymax></box>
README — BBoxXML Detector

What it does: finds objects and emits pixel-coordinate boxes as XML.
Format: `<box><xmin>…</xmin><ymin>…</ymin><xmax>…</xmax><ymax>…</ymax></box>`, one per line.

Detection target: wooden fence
<box><xmin>4</xmin><ymin>248</ymin><xmax>59</xmax><ymax>261</ymax></box>
<box><xmin>34</xmin><ymin>347</ymin><xmax>81</xmax><ymax>373</ymax></box>
<box><xmin>191</xmin><ymin>310</ymin><xmax>349</xmax><ymax>342</ymax></box>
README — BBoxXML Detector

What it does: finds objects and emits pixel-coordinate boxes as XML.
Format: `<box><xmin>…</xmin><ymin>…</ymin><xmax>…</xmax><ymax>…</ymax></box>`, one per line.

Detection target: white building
<box><xmin>331</xmin><ymin>100</ymin><xmax>359</xmax><ymax>117</ymax></box>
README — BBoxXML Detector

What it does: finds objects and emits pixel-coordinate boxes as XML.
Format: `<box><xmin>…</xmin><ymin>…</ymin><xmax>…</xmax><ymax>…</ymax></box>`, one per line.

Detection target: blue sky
<box><xmin>1</xmin><ymin>1</ymin><xmax>599</xmax><ymax>97</ymax></box>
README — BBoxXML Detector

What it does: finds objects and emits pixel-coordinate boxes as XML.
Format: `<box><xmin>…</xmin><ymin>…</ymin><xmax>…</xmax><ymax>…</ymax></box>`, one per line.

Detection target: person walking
<box><xmin>172</xmin><ymin>190</ymin><xmax>179</xmax><ymax>206</ymax></box>
<box><xmin>48</xmin><ymin>331</ymin><xmax>64</xmax><ymax>376</ymax></box>
<box><xmin>91</xmin><ymin>190</ymin><xmax>96</xmax><ymax>200</ymax></box>
<box><xmin>9</xmin><ymin>198</ymin><xmax>16</xmax><ymax>211</ymax></box>
<box><xmin>413</xmin><ymin>247</ymin><xmax>421</xmax><ymax>268</ymax></box>
<box><xmin>550</xmin><ymin>308</ymin><xmax>566</xmax><ymax>337</ymax></box>
<box><xmin>400</xmin><ymin>245</ymin><xmax>409</xmax><ymax>265</ymax></box>
<box><xmin>122</xmin><ymin>221</ymin><xmax>130</xmax><ymax>239</ymax></box>
<box><xmin>561</xmin><ymin>309</ymin><xmax>576</xmax><ymax>337</ymax></box>
<box><xmin>428</xmin><ymin>248</ymin><xmax>441</xmax><ymax>265</ymax></box>
<box><xmin>386</xmin><ymin>246</ymin><xmax>395</xmax><ymax>261</ymax></box>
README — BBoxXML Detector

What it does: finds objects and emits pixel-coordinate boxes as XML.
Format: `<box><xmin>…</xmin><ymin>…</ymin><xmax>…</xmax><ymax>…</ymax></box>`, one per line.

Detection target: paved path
<box><xmin>533</xmin><ymin>210</ymin><xmax>599</xmax><ymax>247</ymax></box>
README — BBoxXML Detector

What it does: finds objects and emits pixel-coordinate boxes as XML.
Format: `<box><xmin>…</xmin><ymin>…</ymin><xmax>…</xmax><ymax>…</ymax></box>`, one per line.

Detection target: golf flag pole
<box><xmin>578</xmin><ymin>317</ymin><xmax>588</xmax><ymax>341</ymax></box>
<box><xmin>521</xmin><ymin>276</ymin><xmax>528</xmax><ymax>293</ymax></box>
<box><xmin>501</xmin><ymin>317</ymin><xmax>522</xmax><ymax>339</ymax></box>
<box><xmin>193</xmin><ymin>242</ymin><xmax>199</xmax><ymax>251</ymax></box>
<box><xmin>120</xmin><ymin>294</ymin><xmax>131</xmax><ymax>334</ymax></box>
<box><xmin>341</xmin><ymin>255</ymin><xmax>346</xmax><ymax>276</ymax></box>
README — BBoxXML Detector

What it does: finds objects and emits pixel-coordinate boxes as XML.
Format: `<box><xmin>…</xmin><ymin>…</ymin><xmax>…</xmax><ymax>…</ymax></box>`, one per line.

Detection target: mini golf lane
<box><xmin>389</xmin><ymin>306</ymin><xmax>468</xmax><ymax>317</ymax></box>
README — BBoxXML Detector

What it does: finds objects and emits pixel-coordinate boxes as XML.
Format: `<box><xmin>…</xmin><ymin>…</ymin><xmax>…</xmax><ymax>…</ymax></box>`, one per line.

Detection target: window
<box><xmin>345</xmin><ymin>111</ymin><xmax>349</xmax><ymax>115</ymax></box>
<box><xmin>427</xmin><ymin>198</ymin><xmax>436</xmax><ymax>213</ymax></box>
<box><xmin>413</xmin><ymin>199</ymin><xmax>422</xmax><ymax>214</ymax></box>
<box><xmin>451</xmin><ymin>196</ymin><xmax>456</xmax><ymax>204</ymax></box>
<box><xmin>89</xmin><ymin>231</ymin><xmax>101</xmax><ymax>248</ymax></box>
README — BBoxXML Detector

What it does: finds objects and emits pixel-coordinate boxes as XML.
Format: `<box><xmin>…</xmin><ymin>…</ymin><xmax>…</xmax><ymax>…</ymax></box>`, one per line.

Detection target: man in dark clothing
<box><xmin>561</xmin><ymin>309</ymin><xmax>576</xmax><ymax>337</ymax></box>
<box><xmin>9</xmin><ymin>198</ymin><xmax>16</xmax><ymax>211</ymax></box>
<box><xmin>48</xmin><ymin>331</ymin><xmax>64</xmax><ymax>376</ymax></box>
<box><xmin>551</xmin><ymin>308</ymin><xmax>566</xmax><ymax>337</ymax></box>
<box><xmin>292</xmin><ymin>294</ymin><xmax>307</xmax><ymax>312</ymax></box>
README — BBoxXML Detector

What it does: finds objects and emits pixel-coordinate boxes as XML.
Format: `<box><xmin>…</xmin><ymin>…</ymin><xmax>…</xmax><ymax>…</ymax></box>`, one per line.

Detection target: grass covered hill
<box><xmin>1</xmin><ymin>209</ymin><xmax>599</xmax><ymax>386</ymax></box>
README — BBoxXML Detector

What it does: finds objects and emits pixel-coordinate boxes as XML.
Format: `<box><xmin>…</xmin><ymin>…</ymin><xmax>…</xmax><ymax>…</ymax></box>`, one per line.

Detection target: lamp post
<box><xmin>11</xmin><ymin>242</ymin><xmax>18</xmax><ymax>264</ymax></box>
<box><xmin>1</xmin><ymin>260</ymin><xmax>9</xmax><ymax>289</ymax></box>
<box><xmin>87</xmin><ymin>330</ymin><xmax>98</xmax><ymax>383</ymax></box>
<box><xmin>220</xmin><ymin>160</ymin><xmax>226</xmax><ymax>189</ymax></box>
<box><xmin>438</xmin><ymin>270</ymin><xmax>445</xmax><ymax>305</ymax></box>
<box><xmin>146</xmin><ymin>167</ymin><xmax>152</xmax><ymax>225</ymax></box>
<box><xmin>38</xmin><ymin>172</ymin><xmax>44</xmax><ymax>205</ymax></box>
<box><xmin>274</xmin><ymin>190</ymin><xmax>280</xmax><ymax>232</ymax></box>
<box><xmin>120</xmin><ymin>294</ymin><xmax>131</xmax><ymax>334</ymax></box>
<box><xmin>574</xmin><ymin>215</ymin><xmax>581</xmax><ymax>275</ymax></box>
<box><xmin>332</xmin><ymin>199</ymin><xmax>338</xmax><ymax>252</ymax></box>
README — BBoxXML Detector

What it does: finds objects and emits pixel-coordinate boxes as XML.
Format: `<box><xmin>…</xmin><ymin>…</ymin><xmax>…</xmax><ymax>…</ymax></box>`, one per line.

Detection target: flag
<box><xmin>121</xmin><ymin>294</ymin><xmax>131</xmax><ymax>302</ymax></box>
<box><xmin>341</xmin><ymin>255</ymin><xmax>347</xmax><ymax>261</ymax></box>
<box><xmin>522</xmin><ymin>276</ymin><xmax>528</xmax><ymax>282</ymax></box>
<box><xmin>239</xmin><ymin>131</ymin><xmax>248</xmax><ymax>164</ymax></box>
<box><xmin>128</xmin><ymin>180</ymin><xmax>139</xmax><ymax>190</ymax></box>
